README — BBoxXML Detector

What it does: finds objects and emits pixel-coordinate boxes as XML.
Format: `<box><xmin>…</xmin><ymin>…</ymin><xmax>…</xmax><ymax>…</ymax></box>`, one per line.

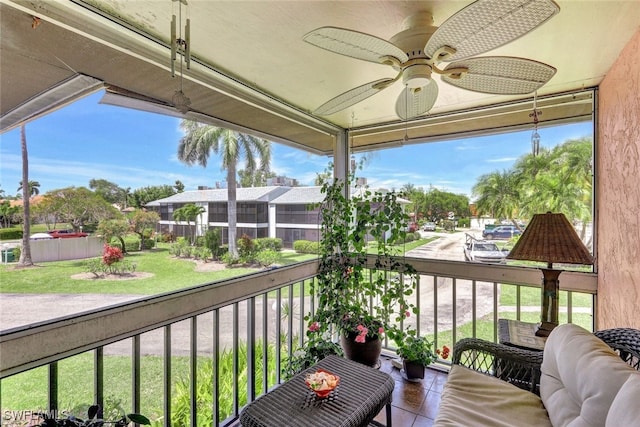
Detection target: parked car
<box><xmin>30</xmin><ymin>232</ymin><xmax>53</xmax><ymax>240</ymax></box>
<box><xmin>464</xmin><ymin>234</ymin><xmax>507</xmax><ymax>263</ymax></box>
<box><xmin>48</xmin><ymin>229</ymin><xmax>88</xmax><ymax>238</ymax></box>
<box><xmin>482</xmin><ymin>225</ymin><xmax>522</xmax><ymax>240</ymax></box>
<box><xmin>423</xmin><ymin>222</ymin><xmax>436</xmax><ymax>231</ymax></box>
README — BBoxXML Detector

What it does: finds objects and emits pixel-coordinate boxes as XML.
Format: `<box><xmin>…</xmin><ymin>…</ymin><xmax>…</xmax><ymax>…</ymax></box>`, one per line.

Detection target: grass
<box><xmin>0</xmin><ymin>245</ymin><xmax>316</xmax><ymax>294</ymax></box>
<box><xmin>0</xmin><ymin>341</ymin><xmax>278</xmax><ymax>425</ymax></box>
<box><xmin>367</xmin><ymin>236</ymin><xmax>438</xmax><ymax>254</ymax></box>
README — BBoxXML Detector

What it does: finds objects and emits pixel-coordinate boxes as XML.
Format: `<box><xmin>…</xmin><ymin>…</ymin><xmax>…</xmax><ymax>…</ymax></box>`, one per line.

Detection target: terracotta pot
<box><xmin>402</xmin><ymin>359</ymin><xmax>425</xmax><ymax>380</ymax></box>
<box><xmin>340</xmin><ymin>333</ymin><xmax>382</xmax><ymax>368</ymax></box>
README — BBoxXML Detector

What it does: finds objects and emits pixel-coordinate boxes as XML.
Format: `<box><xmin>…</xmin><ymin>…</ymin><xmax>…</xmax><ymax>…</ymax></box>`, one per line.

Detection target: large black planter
<box><xmin>340</xmin><ymin>333</ymin><xmax>382</xmax><ymax>368</ymax></box>
<box><xmin>402</xmin><ymin>359</ymin><xmax>426</xmax><ymax>380</ymax></box>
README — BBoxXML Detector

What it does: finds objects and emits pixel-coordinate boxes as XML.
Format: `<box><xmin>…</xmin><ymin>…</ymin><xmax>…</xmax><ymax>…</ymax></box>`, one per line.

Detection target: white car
<box><xmin>463</xmin><ymin>234</ymin><xmax>507</xmax><ymax>263</ymax></box>
<box><xmin>30</xmin><ymin>232</ymin><xmax>53</xmax><ymax>240</ymax></box>
<box><xmin>423</xmin><ymin>222</ymin><xmax>436</xmax><ymax>231</ymax></box>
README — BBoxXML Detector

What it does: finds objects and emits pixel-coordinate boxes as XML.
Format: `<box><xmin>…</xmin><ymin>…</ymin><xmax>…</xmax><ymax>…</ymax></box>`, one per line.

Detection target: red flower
<box><xmin>102</xmin><ymin>244</ymin><xmax>123</xmax><ymax>266</ymax></box>
<box><xmin>436</xmin><ymin>345</ymin><xmax>450</xmax><ymax>360</ymax></box>
<box><xmin>308</xmin><ymin>321</ymin><xmax>320</xmax><ymax>332</ymax></box>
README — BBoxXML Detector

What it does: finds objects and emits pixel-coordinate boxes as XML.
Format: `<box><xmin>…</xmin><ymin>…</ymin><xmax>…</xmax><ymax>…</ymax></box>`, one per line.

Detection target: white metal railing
<box><xmin>0</xmin><ymin>257</ymin><xmax>597</xmax><ymax>426</ymax></box>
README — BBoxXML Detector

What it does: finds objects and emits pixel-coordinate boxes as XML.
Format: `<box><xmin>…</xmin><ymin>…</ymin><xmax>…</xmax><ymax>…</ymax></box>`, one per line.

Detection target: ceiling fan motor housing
<box><xmin>389</xmin><ymin>11</ymin><xmax>438</xmax><ymax>60</ymax></box>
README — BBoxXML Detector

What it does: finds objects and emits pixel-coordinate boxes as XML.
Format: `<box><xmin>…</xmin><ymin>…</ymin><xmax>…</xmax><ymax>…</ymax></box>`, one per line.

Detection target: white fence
<box><xmin>27</xmin><ymin>237</ymin><xmax>103</xmax><ymax>262</ymax></box>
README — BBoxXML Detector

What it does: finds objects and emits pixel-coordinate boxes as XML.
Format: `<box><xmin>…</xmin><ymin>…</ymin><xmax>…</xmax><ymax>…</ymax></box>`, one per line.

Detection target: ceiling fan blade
<box><xmin>303</xmin><ymin>27</ymin><xmax>409</xmax><ymax>65</ymax></box>
<box><xmin>314</xmin><ymin>78</ymin><xmax>396</xmax><ymax>116</ymax></box>
<box><xmin>425</xmin><ymin>0</ymin><xmax>560</xmax><ymax>62</ymax></box>
<box><xmin>395</xmin><ymin>80</ymin><xmax>439</xmax><ymax>120</ymax></box>
<box><xmin>441</xmin><ymin>56</ymin><xmax>556</xmax><ymax>95</ymax></box>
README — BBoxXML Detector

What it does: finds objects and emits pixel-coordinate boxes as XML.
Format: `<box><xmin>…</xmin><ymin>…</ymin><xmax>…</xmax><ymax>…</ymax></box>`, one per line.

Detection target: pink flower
<box><xmin>405</xmin><ymin>311</ymin><xmax>410</xmax><ymax>317</ymax></box>
<box><xmin>378</xmin><ymin>327</ymin><xmax>385</xmax><ymax>335</ymax></box>
<box><xmin>355</xmin><ymin>334</ymin><xmax>366</xmax><ymax>343</ymax></box>
<box><xmin>308</xmin><ymin>322</ymin><xmax>320</xmax><ymax>332</ymax></box>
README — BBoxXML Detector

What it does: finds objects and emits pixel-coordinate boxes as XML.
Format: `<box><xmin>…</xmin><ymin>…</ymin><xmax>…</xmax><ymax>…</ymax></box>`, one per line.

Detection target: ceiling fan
<box><xmin>303</xmin><ymin>0</ymin><xmax>560</xmax><ymax>120</ymax></box>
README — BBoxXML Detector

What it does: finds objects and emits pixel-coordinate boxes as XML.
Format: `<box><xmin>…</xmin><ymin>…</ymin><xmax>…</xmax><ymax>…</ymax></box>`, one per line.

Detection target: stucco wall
<box><xmin>597</xmin><ymin>29</ymin><xmax>640</xmax><ymax>329</ymax></box>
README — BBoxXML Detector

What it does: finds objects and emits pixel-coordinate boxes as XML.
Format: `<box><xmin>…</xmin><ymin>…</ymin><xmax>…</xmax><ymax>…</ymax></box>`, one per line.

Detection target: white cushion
<box><xmin>434</xmin><ymin>365</ymin><xmax>551</xmax><ymax>427</ymax></box>
<box><xmin>605</xmin><ymin>373</ymin><xmax>640</xmax><ymax>426</ymax></box>
<box><xmin>540</xmin><ymin>324</ymin><xmax>636</xmax><ymax>427</ymax></box>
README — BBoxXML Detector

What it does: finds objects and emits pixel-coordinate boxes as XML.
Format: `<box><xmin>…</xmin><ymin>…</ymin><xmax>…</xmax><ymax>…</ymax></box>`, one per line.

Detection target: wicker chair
<box><xmin>452</xmin><ymin>327</ymin><xmax>640</xmax><ymax>396</ymax></box>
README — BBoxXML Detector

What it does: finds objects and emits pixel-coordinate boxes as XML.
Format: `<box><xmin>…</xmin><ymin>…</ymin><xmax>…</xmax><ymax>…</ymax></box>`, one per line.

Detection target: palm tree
<box><xmin>173</xmin><ymin>204</ymin><xmax>206</xmax><ymax>245</ymax></box>
<box><xmin>177</xmin><ymin>120</ymin><xmax>271</xmax><ymax>257</ymax></box>
<box><xmin>17</xmin><ymin>180</ymin><xmax>40</xmax><ymax>198</ymax></box>
<box><xmin>18</xmin><ymin>124</ymin><xmax>33</xmax><ymax>266</ymax></box>
<box><xmin>472</xmin><ymin>170</ymin><xmax>522</xmax><ymax>227</ymax></box>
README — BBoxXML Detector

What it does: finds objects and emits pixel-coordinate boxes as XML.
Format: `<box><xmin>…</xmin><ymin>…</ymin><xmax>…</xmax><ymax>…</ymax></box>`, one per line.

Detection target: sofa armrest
<box><xmin>452</xmin><ymin>338</ymin><xmax>544</xmax><ymax>395</ymax></box>
<box><xmin>595</xmin><ymin>327</ymin><xmax>640</xmax><ymax>370</ymax></box>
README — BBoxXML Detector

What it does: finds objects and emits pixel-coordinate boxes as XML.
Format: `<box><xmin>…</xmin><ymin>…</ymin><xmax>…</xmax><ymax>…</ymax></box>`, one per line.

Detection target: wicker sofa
<box><xmin>433</xmin><ymin>324</ymin><xmax>640</xmax><ymax>427</ymax></box>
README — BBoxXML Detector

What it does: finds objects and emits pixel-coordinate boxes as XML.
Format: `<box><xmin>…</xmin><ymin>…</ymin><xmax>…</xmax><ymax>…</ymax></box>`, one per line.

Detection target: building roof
<box><xmin>146</xmin><ymin>186</ymin><xmax>290</xmax><ymax>206</ymax></box>
<box><xmin>146</xmin><ymin>185</ymin><xmax>411</xmax><ymax>207</ymax></box>
<box><xmin>270</xmin><ymin>186</ymin><xmax>324</xmax><ymax>205</ymax></box>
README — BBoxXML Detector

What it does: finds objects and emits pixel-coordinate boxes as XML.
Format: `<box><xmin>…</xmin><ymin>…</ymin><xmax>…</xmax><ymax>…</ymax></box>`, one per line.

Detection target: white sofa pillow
<box><xmin>606</xmin><ymin>373</ymin><xmax>640</xmax><ymax>426</ymax></box>
<box><xmin>540</xmin><ymin>324</ymin><xmax>636</xmax><ymax>427</ymax></box>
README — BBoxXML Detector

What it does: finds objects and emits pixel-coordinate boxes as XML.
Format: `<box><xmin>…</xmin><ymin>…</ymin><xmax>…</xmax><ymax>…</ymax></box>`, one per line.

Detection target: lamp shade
<box><xmin>506</xmin><ymin>212</ymin><xmax>593</xmax><ymax>265</ymax></box>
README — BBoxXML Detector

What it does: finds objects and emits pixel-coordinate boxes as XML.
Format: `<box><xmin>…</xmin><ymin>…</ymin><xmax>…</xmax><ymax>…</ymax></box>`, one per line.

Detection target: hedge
<box><xmin>293</xmin><ymin>240</ymin><xmax>319</xmax><ymax>254</ymax></box>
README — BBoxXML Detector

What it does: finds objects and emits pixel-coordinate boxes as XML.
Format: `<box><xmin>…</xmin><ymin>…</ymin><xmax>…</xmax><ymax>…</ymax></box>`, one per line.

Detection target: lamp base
<box><xmin>534</xmin><ymin>321</ymin><xmax>557</xmax><ymax>337</ymax></box>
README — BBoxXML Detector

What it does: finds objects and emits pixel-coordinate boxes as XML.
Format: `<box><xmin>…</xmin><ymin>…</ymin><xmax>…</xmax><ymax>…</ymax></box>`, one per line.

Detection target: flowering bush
<box><xmin>102</xmin><ymin>244</ymin><xmax>123</xmax><ymax>266</ymax></box>
<box><xmin>85</xmin><ymin>244</ymin><xmax>135</xmax><ymax>277</ymax></box>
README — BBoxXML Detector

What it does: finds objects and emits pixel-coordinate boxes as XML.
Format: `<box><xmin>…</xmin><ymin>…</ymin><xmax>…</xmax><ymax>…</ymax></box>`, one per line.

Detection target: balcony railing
<box><xmin>0</xmin><ymin>257</ymin><xmax>596</xmax><ymax>426</ymax></box>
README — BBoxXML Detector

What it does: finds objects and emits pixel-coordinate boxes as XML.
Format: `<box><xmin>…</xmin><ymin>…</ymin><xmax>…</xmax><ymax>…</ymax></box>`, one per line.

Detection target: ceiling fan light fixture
<box><xmin>403</xmin><ymin>64</ymin><xmax>432</xmax><ymax>88</ymax></box>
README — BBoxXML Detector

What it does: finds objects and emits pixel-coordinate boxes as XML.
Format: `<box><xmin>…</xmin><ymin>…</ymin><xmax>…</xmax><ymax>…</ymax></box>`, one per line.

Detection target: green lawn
<box><xmin>0</xmin><ymin>245</ymin><xmax>316</xmax><ymax>294</ymax></box>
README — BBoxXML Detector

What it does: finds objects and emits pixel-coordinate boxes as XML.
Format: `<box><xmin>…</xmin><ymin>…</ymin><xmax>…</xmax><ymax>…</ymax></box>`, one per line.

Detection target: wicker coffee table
<box><xmin>240</xmin><ymin>355</ymin><xmax>394</xmax><ymax>427</ymax></box>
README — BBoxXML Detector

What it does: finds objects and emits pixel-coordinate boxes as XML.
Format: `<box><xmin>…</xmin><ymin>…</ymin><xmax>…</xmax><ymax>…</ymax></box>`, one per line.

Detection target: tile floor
<box><xmin>372</xmin><ymin>355</ymin><xmax>448</xmax><ymax>427</ymax></box>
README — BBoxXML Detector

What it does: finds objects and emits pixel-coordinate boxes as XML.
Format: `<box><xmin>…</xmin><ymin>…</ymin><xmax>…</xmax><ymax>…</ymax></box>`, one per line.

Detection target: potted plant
<box><xmin>37</xmin><ymin>405</ymin><xmax>150</xmax><ymax>427</ymax></box>
<box><xmin>286</xmin><ymin>166</ymin><xmax>418</xmax><ymax>372</ymax></box>
<box><xmin>395</xmin><ymin>330</ymin><xmax>450</xmax><ymax>380</ymax></box>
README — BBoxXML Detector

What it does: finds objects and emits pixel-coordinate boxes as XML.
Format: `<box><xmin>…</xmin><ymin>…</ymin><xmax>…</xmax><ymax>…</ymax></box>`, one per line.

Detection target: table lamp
<box><xmin>506</xmin><ymin>212</ymin><xmax>593</xmax><ymax>337</ymax></box>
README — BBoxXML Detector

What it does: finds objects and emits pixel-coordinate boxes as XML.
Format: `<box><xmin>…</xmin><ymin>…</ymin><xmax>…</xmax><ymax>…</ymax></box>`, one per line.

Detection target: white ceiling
<box><xmin>2</xmin><ymin>0</ymin><xmax>639</xmax><ymax>153</ymax></box>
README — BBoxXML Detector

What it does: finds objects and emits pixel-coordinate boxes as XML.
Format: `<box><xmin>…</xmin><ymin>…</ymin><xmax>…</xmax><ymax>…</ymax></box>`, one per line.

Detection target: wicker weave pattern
<box><xmin>452</xmin><ymin>337</ymin><xmax>544</xmax><ymax>394</ymax></box>
<box><xmin>240</xmin><ymin>355</ymin><xmax>394</xmax><ymax>427</ymax></box>
<box><xmin>594</xmin><ymin>328</ymin><xmax>640</xmax><ymax>370</ymax></box>
<box><xmin>452</xmin><ymin>327</ymin><xmax>640</xmax><ymax>396</ymax></box>
<box><xmin>506</xmin><ymin>212</ymin><xmax>593</xmax><ymax>265</ymax></box>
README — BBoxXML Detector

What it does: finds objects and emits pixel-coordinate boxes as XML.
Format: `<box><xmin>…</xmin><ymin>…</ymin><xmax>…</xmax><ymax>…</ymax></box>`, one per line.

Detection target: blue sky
<box><xmin>0</xmin><ymin>91</ymin><xmax>592</xmax><ymax>199</ymax></box>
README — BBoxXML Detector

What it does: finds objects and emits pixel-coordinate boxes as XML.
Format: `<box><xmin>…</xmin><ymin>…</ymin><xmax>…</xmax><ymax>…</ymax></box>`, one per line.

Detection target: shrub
<box><xmin>221</xmin><ymin>252</ymin><xmax>239</xmax><ymax>266</ymax></box>
<box><xmin>457</xmin><ymin>217</ymin><xmax>470</xmax><ymax>228</ymax></box>
<box><xmin>204</xmin><ymin>228</ymin><xmax>224</xmax><ymax>260</ymax></box>
<box><xmin>255</xmin><ymin>249</ymin><xmax>281</xmax><ymax>267</ymax></box>
<box><xmin>171</xmin><ymin>341</ymin><xmax>277</xmax><ymax>427</ymax></box>
<box><xmin>160</xmin><ymin>232</ymin><xmax>175</xmax><ymax>243</ymax></box>
<box><xmin>12</xmin><ymin>246</ymin><xmax>21</xmax><ymax>260</ymax></box>
<box><xmin>237</xmin><ymin>234</ymin><xmax>256</xmax><ymax>262</ymax></box>
<box><xmin>293</xmin><ymin>240</ymin><xmax>319</xmax><ymax>254</ymax></box>
<box><xmin>254</xmin><ymin>238</ymin><xmax>282</xmax><ymax>252</ymax></box>
<box><xmin>0</xmin><ymin>228</ymin><xmax>22</xmax><ymax>240</ymax></box>
<box><xmin>142</xmin><ymin>238</ymin><xmax>155</xmax><ymax>250</ymax></box>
